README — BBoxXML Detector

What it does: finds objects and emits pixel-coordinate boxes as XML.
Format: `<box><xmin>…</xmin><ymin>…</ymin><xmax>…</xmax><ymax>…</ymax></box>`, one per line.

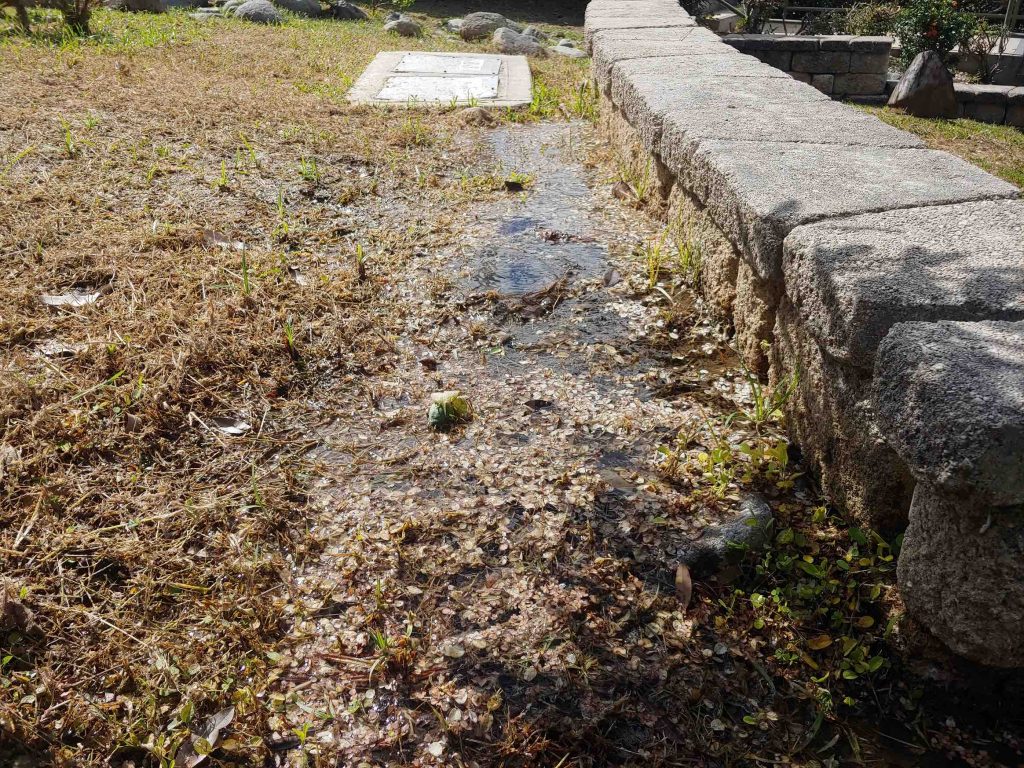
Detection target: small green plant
<box><xmin>741</xmin><ymin>365</ymin><xmax>798</xmax><ymax>429</ymax></box>
<box><xmin>528</xmin><ymin>81</ymin><xmax>560</xmax><ymax>119</ymax></box>
<box><xmin>617</xmin><ymin>159</ymin><xmax>652</xmax><ymax>203</ymax></box>
<box><xmin>59</xmin><ymin>117</ymin><xmax>77</xmax><ymax>158</ymax></box>
<box><xmin>273</xmin><ymin>188</ymin><xmax>290</xmax><ymax>240</ymax></box>
<box><xmin>640</xmin><ymin>229</ymin><xmax>670</xmax><ymax>288</ymax></box>
<box><xmin>354</xmin><ymin>243</ymin><xmax>367</xmax><ymax>282</ymax></box>
<box><xmin>238</xmin><ymin>131</ymin><xmax>259</xmax><ymax>168</ymax></box>
<box><xmin>0</xmin><ymin>146</ymin><xmax>35</xmax><ymax>180</ymax></box>
<box><xmin>570</xmin><ymin>80</ymin><xmax>598</xmax><ymax>121</ymax></box>
<box><xmin>298</xmin><ymin>155</ymin><xmax>321</xmax><ymax>183</ymax></box>
<box><xmin>240</xmin><ymin>250</ymin><xmax>252</xmax><ymax>296</ymax></box>
<box><xmin>674</xmin><ymin>222</ymin><xmax>705</xmax><ymax>287</ymax></box>
<box><xmin>213</xmin><ymin>160</ymin><xmax>229</xmax><ymax>191</ymax></box>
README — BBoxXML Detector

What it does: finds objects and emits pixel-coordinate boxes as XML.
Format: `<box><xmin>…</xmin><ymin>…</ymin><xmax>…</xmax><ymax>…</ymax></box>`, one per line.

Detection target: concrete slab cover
<box><xmin>348</xmin><ymin>51</ymin><xmax>532</xmax><ymax>107</ymax></box>
<box><xmin>394</xmin><ymin>53</ymin><xmax>502</xmax><ymax>75</ymax></box>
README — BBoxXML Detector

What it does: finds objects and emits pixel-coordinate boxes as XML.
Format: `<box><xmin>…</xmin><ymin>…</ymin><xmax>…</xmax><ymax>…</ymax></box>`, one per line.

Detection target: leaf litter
<box><xmin>1</xmin><ymin>19</ymin><xmax>1021</xmax><ymax>767</ymax></box>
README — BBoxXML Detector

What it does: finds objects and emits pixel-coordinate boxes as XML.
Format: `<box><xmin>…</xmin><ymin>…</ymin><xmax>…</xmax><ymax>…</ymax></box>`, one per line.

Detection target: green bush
<box><xmin>845</xmin><ymin>1</ymin><xmax>902</xmax><ymax>35</ymax></box>
<box><xmin>893</xmin><ymin>0</ymin><xmax>978</xmax><ymax>64</ymax></box>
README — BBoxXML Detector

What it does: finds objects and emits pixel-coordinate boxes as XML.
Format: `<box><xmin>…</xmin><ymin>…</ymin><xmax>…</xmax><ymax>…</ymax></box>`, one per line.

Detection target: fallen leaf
<box><xmin>807</xmin><ymin>634</ymin><xmax>833</xmax><ymax>651</ymax></box>
<box><xmin>675</xmin><ymin>563</ymin><xmax>692</xmax><ymax>611</ymax></box>
<box><xmin>40</xmin><ymin>289</ymin><xmax>100</xmax><ymax>308</ymax></box>
<box><xmin>174</xmin><ymin>706</ymin><xmax>235</xmax><ymax>768</ymax></box>
<box><xmin>202</xmin><ymin>228</ymin><xmax>244</xmax><ymax>251</ymax></box>
<box><xmin>210</xmin><ymin>417</ymin><xmax>251</xmax><ymax>436</ymax></box>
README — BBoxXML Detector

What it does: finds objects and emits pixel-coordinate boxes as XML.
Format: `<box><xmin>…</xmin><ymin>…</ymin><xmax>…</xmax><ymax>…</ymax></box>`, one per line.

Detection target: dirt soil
<box><xmin>2</xmin><ymin>6</ymin><xmax>1023</xmax><ymax>768</ymax></box>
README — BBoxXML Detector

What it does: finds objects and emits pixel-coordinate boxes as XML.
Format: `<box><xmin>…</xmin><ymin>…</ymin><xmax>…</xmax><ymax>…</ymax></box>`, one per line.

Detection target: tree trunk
<box><xmin>15</xmin><ymin>0</ymin><xmax>31</xmax><ymax>33</ymax></box>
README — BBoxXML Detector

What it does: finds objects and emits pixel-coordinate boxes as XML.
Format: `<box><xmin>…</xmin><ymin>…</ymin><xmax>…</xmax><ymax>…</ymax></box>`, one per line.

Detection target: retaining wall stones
<box><xmin>953</xmin><ymin>83</ymin><xmax>1024</xmax><ymax>127</ymax></box>
<box><xmin>723</xmin><ymin>34</ymin><xmax>892</xmax><ymax>98</ymax></box>
<box><xmin>586</xmin><ymin>0</ymin><xmax>1024</xmax><ymax>666</ymax></box>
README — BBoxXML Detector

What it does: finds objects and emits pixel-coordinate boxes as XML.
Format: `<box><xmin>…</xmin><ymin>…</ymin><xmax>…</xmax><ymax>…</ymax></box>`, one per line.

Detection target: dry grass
<box><xmin>861</xmin><ymin>105</ymin><xmax>1024</xmax><ymax>188</ymax></box>
<box><xmin>0</xmin><ymin>7</ymin><xmax>591</xmax><ymax>764</ymax></box>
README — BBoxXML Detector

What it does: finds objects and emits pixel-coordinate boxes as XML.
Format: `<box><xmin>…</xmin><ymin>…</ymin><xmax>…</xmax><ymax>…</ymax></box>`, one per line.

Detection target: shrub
<box><xmin>893</xmin><ymin>0</ymin><xmax>978</xmax><ymax>64</ymax></box>
<box><xmin>845</xmin><ymin>1</ymin><xmax>902</xmax><ymax>35</ymax></box>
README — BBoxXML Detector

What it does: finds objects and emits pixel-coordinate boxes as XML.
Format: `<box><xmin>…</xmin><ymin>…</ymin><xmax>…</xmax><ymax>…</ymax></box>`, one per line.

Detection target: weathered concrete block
<box><xmin>585</xmin><ymin>11</ymin><xmax>695</xmax><ymax>49</ymax></box>
<box><xmin>734</xmin><ymin>260</ymin><xmax>779</xmax><ymax>375</ymax></box>
<box><xmin>850</xmin><ymin>35</ymin><xmax>892</xmax><ymax>53</ymax></box>
<box><xmin>659</xmin><ymin>98</ymin><xmax>922</xmax><ymax>176</ymax></box>
<box><xmin>723</xmin><ymin>34</ymin><xmax>818</xmax><ymax>52</ymax></box>
<box><xmin>811</xmin><ymin>73</ymin><xmax>833</xmax><ymax>94</ymax></box>
<box><xmin>833</xmin><ymin>72</ymin><xmax>886</xmax><ymax>95</ymax></box>
<box><xmin>771</xmin><ymin>300</ymin><xmax>915</xmax><ymax>530</ymax></box>
<box><xmin>790</xmin><ymin>71</ymin><xmax>812</xmax><ymax>84</ymax></box>
<box><xmin>753</xmin><ymin>49</ymin><xmax>792</xmax><ymax>69</ymax></box>
<box><xmin>609</xmin><ymin>60</ymin><xmax>801</xmax><ymax>155</ymax></box>
<box><xmin>783</xmin><ymin>199</ymin><xmax>1024</xmax><ymax>369</ymax></box>
<box><xmin>962</xmin><ymin>101</ymin><xmax>1008</xmax><ymax>124</ymax></box>
<box><xmin>955</xmin><ymin>83</ymin><xmax>1012</xmax><ymax>103</ymax></box>
<box><xmin>591</xmin><ymin>26</ymin><xmax>732</xmax><ymax>87</ymax></box>
<box><xmin>898</xmin><ymin>483</ymin><xmax>1024</xmax><ymax>667</ymax></box>
<box><xmin>1008</xmin><ymin>87</ymin><xmax>1024</xmax><ymax>127</ymax></box>
<box><xmin>955</xmin><ymin>83</ymin><xmax>1011</xmax><ymax>123</ymax></box>
<box><xmin>874</xmin><ymin>319</ymin><xmax>1024</xmax><ymax>505</ymax></box>
<box><xmin>672</xmin><ymin>141</ymin><xmax>1017</xmax><ymax>283</ymax></box>
<box><xmin>819</xmin><ymin>35</ymin><xmax>855</xmax><ymax>50</ymax></box>
<box><xmin>850</xmin><ymin>51</ymin><xmax>889</xmax><ymax>73</ymax></box>
<box><xmin>792</xmin><ymin>50</ymin><xmax>850</xmax><ymax>73</ymax></box>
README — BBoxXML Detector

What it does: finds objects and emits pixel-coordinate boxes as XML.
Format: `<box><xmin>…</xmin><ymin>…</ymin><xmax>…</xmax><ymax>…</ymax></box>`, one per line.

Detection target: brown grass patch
<box><xmin>0</xmin><ymin>7</ymin><xmax>590</xmax><ymax>764</ymax></box>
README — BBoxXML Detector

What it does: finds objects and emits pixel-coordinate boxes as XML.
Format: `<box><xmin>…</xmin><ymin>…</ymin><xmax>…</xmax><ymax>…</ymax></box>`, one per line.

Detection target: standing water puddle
<box><xmin>462</xmin><ymin>124</ymin><xmax>616</xmax><ymax>295</ymax></box>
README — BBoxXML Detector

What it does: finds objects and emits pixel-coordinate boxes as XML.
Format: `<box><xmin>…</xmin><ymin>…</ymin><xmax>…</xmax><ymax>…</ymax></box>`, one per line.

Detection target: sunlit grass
<box><xmin>859</xmin><ymin>105</ymin><xmax>1024</xmax><ymax>188</ymax></box>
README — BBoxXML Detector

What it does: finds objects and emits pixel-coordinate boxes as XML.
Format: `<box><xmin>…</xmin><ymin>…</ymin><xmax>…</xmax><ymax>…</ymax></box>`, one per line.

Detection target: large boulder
<box><xmin>493</xmin><ymin>27</ymin><xmax>547</xmax><ymax>57</ymax></box>
<box><xmin>460</xmin><ymin>11</ymin><xmax>521</xmax><ymax>40</ymax></box>
<box><xmin>234</xmin><ymin>0</ymin><xmax>282</xmax><ymax>22</ymax></box>
<box><xmin>274</xmin><ymin>0</ymin><xmax>320</xmax><ymax>16</ymax></box>
<box><xmin>888</xmin><ymin>50</ymin><xmax>957</xmax><ymax>118</ymax></box>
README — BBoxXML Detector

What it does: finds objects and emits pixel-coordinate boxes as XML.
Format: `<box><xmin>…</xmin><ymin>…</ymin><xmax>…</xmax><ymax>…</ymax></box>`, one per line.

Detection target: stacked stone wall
<box><xmin>586</xmin><ymin>0</ymin><xmax>1024</xmax><ymax>666</ymax></box>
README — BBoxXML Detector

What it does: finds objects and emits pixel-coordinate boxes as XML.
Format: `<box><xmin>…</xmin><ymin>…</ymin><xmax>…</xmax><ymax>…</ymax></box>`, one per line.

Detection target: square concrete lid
<box><xmin>347</xmin><ymin>51</ymin><xmax>533</xmax><ymax>107</ymax></box>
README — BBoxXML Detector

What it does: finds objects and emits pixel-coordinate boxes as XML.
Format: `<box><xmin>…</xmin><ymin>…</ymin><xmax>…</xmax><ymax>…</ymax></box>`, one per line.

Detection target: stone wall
<box><xmin>723</xmin><ymin>34</ymin><xmax>892</xmax><ymax>98</ymax></box>
<box><xmin>585</xmin><ymin>0</ymin><xmax>1024</xmax><ymax>667</ymax></box>
<box><xmin>953</xmin><ymin>83</ymin><xmax>1024</xmax><ymax>127</ymax></box>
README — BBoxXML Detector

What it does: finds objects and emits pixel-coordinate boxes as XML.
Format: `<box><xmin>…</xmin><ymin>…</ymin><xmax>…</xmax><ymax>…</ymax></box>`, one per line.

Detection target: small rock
<box><xmin>520</xmin><ymin>25</ymin><xmax>547</xmax><ymax>42</ymax></box>
<box><xmin>460</xmin><ymin>11</ymin><xmax>520</xmax><ymax>40</ymax></box>
<box><xmin>888</xmin><ymin>51</ymin><xmax>957</xmax><ymax>119</ymax></box>
<box><xmin>384</xmin><ymin>14</ymin><xmax>421</xmax><ymax>36</ymax></box>
<box><xmin>551</xmin><ymin>44</ymin><xmax>587</xmax><ymax>59</ymax></box>
<box><xmin>458</xmin><ymin>106</ymin><xmax>495</xmax><ymax>126</ymax></box>
<box><xmin>611</xmin><ymin>180</ymin><xmax>635</xmax><ymax>202</ymax></box>
<box><xmin>273</xmin><ymin>0</ymin><xmax>320</xmax><ymax>16</ymax></box>
<box><xmin>325</xmin><ymin>0</ymin><xmax>366</xmax><ymax>18</ymax></box>
<box><xmin>676</xmin><ymin>495</ymin><xmax>773</xmax><ymax>573</ymax></box>
<box><xmin>442</xmin><ymin>16</ymin><xmax>462</xmax><ymax>33</ymax></box>
<box><xmin>556</xmin><ymin>38</ymin><xmax>575</xmax><ymax>48</ymax></box>
<box><xmin>234</xmin><ymin>0</ymin><xmax>282</xmax><ymax>23</ymax></box>
<box><xmin>493</xmin><ymin>27</ymin><xmax>547</xmax><ymax>57</ymax></box>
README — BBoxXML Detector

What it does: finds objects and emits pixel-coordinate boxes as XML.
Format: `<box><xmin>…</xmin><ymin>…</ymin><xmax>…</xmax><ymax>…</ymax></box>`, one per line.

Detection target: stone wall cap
<box><xmin>689</xmin><ymin>141</ymin><xmax>1017</xmax><ymax>282</ymax></box>
<box><xmin>954</xmin><ymin>83</ymin><xmax>1013</xmax><ymax>102</ymax></box>
<box><xmin>850</xmin><ymin>35</ymin><xmax>892</xmax><ymax>52</ymax></box>
<box><xmin>873</xmin><ymin>318</ymin><xmax>1024</xmax><ymax>504</ymax></box>
<box><xmin>783</xmin><ymin>198</ymin><xmax>1024</xmax><ymax>369</ymax></box>
<box><xmin>723</xmin><ymin>33</ymin><xmax>819</xmax><ymax>51</ymax></box>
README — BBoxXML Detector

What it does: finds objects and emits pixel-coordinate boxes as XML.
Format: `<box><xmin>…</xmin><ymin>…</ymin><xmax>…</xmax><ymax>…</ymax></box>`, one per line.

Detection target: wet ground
<box><xmin>264</xmin><ymin>122</ymin><xmax>1023</xmax><ymax>767</ymax></box>
<box><xmin>269</xmin><ymin>122</ymin><xmax>777</xmax><ymax>765</ymax></box>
